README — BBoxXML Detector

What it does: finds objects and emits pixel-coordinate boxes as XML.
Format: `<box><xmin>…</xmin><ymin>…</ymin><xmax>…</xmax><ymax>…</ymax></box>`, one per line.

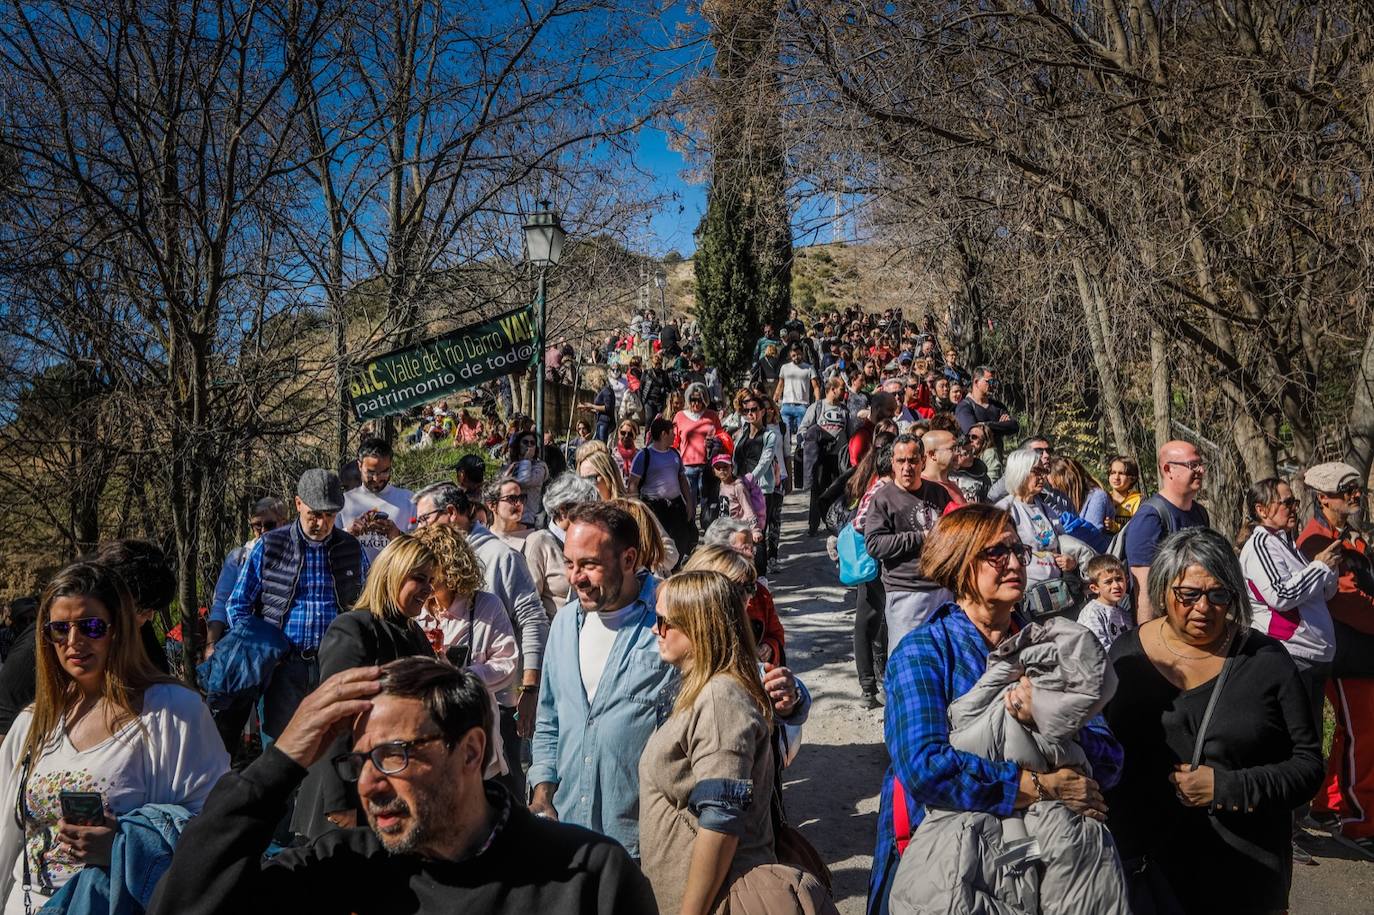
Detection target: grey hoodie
<box><xmin>467</xmin><ymin>522</ymin><xmax>549</xmax><ymax>680</ymax></box>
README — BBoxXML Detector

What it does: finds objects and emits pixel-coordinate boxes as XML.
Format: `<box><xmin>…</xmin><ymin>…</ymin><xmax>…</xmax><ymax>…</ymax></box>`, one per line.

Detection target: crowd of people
<box><xmin>0</xmin><ymin>303</ymin><xmax>1367</xmax><ymax>915</ymax></box>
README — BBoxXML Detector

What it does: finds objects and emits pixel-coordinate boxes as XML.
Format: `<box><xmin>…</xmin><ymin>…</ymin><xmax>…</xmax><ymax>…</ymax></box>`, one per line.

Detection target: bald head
<box><xmin>921</xmin><ymin>430</ymin><xmax>957</xmax><ymax>477</ymax></box>
<box><xmin>1158</xmin><ymin>439</ymin><xmax>1204</xmax><ymax>504</ymax></box>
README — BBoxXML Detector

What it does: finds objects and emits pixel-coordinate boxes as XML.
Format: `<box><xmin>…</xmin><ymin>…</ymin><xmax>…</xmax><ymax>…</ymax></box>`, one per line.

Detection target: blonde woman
<box><xmin>411</xmin><ymin>523</ymin><xmax>517</xmax><ymax>790</ymax></box>
<box><xmin>683</xmin><ymin>545</ymin><xmax>785</xmax><ymax>665</ymax></box>
<box><xmin>0</xmin><ymin>562</ymin><xmax>228</xmax><ymax>911</ymax></box>
<box><xmin>611</xmin><ymin>498</ymin><xmax>679</xmax><ymax>577</ymax></box>
<box><xmin>639</xmin><ymin>571</ymin><xmax>831</xmax><ymax>915</ymax></box>
<box><xmin>294</xmin><ymin>534</ymin><xmax>436</xmax><ymax>837</ymax></box>
<box><xmin>576</xmin><ymin>444</ymin><xmax>626</xmax><ymax>501</ymax></box>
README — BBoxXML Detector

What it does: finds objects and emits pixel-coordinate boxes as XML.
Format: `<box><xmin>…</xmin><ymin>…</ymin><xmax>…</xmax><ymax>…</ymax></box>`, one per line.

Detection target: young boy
<box><xmin>1078</xmin><ymin>554</ymin><xmax>1133</xmax><ymax>651</ymax></box>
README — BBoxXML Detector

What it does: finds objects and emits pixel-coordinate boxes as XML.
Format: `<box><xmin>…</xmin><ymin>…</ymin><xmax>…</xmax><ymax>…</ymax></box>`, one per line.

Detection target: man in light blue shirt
<box><xmin>530</xmin><ymin>502</ymin><xmax>809</xmax><ymax>859</ymax></box>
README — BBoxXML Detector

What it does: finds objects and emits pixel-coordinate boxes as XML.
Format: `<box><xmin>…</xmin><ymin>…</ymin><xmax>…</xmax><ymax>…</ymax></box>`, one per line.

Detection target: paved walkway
<box><xmin>766</xmin><ymin>492</ymin><xmax>1373</xmax><ymax>914</ymax></box>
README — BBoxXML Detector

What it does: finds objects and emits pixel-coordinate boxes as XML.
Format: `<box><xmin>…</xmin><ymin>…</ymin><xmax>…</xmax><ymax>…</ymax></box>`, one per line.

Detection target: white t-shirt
<box><xmin>336</xmin><ymin>484</ymin><xmax>415</xmax><ymax>560</ymax></box>
<box><xmin>579</xmin><ymin>601</ymin><xmax>644</xmax><ymax>703</ymax></box>
<box><xmin>0</xmin><ymin>684</ymin><xmax>229</xmax><ymax>912</ymax></box>
<box><xmin>778</xmin><ymin>362</ymin><xmax>818</xmax><ymax>405</ymax></box>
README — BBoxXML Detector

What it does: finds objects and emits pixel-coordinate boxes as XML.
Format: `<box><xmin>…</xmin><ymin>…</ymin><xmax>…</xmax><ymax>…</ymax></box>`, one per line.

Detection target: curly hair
<box><xmin>412</xmin><ymin>523</ymin><xmax>482</xmax><ymax>599</ymax></box>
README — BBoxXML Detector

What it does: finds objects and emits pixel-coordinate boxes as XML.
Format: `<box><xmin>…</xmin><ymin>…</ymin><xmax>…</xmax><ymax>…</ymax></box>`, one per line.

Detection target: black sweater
<box><xmin>1104</xmin><ymin>629</ymin><xmax>1323</xmax><ymax>914</ymax></box>
<box><xmin>148</xmin><ymin>746</ymin><xmax>658</xmax><ymax>915</ymax></box>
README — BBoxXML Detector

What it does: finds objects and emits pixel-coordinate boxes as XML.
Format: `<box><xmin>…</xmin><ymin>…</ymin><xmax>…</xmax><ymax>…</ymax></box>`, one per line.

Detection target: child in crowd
<box><xmin>1077</xmin><ymin>554</ymin><xmax>1133</xmax><ymax>650</ymax></box>
<box><xmin>712</xmin><ymin>453</ymin><xmax>765</xmax><ymax>542</ymax></box>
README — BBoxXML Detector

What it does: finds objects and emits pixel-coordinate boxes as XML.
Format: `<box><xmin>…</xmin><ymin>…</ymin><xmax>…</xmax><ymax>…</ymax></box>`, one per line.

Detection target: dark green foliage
<box><xmin>694</xmin><ymin>185</ymin><xmax>760</xmax><ymax>386</ymax></box>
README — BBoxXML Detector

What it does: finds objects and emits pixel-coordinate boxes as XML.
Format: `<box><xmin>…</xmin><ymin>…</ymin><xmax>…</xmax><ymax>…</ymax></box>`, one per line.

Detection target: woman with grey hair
<box><xmin>672</xmin><ymin>381</ymin><xmax>724</xmax><ymax>526</ymax></box>
<box><xmin>996</xmin><ymin>449</ymin><xmax>1087</xmax><ymax>608</ymax></box>
<box><xmin>703</xmin><ymin>515</ymin><xmax>756</xmax><ymax>560</ymax></box>
<box><xmin>521</xmin><ymin>472</ymin><xmax>600</xmax><ymax>617</ymax></box>
<box><xmin>1104</xmin><ymin>527</ymin><xmax>1323</xmax><ymax>914</ymax></box>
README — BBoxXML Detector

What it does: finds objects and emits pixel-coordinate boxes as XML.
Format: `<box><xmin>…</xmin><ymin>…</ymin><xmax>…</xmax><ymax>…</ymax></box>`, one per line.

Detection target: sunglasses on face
<box><xmin>249</xmin><ymin>519</ymin><xmax>277</xmax><ymax>533</ymax></box>
<box><xmin>1277</xmin><ymin>497</ymin><xmax>1299</xmax><ymax>510</ymax></box>
<box><xmin>1171</xmin><ymin>585</ymin><xmax>1237</xmax><ymax>607</ymax></box>
<box><xmin>979</xmin><ymin>542</ymin><xmax>1031</xmax><ymax>567</ymax></box>
<box><xmin>498</xmin><ymin>493</ymin><xmax>528</xmax><ymax>504</ymax></box>
<box><xmin>652</xmin><ymin>615</ymin><xmax>678</xmax><ymax>636</ymax></box>
<box><xmin>44</xmin><ymin>618</ymin><xmax>111</xmax><ymax>644</ymax></box>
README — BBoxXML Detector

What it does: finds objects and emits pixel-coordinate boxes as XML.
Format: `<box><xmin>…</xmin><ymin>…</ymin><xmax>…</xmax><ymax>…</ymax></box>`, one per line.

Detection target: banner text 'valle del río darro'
<box><xmin>348</xmin><ymin>305</ymin><xmax>537</xmax><ymax>421</ymax></box>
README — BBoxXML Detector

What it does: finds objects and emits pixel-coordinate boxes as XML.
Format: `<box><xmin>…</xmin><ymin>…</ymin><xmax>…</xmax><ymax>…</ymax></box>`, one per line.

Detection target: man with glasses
<box><xmin>150</xmin><ymin>657</ymin><xmax>655</xmax><ymax>915</ymax></box>
<box><xmin>204</xmin><ymin>497</ymin><xmax>287</xmax><ymax>657</ymax></box>
<box><xmin>954</xmin><ymin>365</ymin><xmax>1019</xmax><ymax>456</ymax></box>
<box><xmin>412</xmin><ymin>481</ymin><xmax>547</xmax><ymax>798</ymax></box>
<box><xmin>1125</xmin><ymin>439</ymin><xmax>1212</xmax><ymax>623</ymax></box>
<box><xmin>338</xmin><ymin>437</ymin><xmax>414</xmax><ymax>562</ymax></box>
<box><xmin>1298</xmin><ymin>461</ymin><xmax>1374</xmax><ymax>855</ymax></box>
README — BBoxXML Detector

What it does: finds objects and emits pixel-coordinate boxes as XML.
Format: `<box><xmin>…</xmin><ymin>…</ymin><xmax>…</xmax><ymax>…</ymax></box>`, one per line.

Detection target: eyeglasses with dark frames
<box><xmin>1165</xmin><ymin>460</ymin><xmax>1207</xmax><ymax>473</ymax></box>
<box><xmin>498</xmin><ymin>493</ymin><xmax>528</xmax><ymax>504</ymax></box>
<box><xmin>1171</xmin><ymin>586</ymin><xmax>1237</xmax><ymax>608</ymax></box>
<box><xmin>44</xmin><ymin>618</ymin><xmax>111</xmax><ymax>644</ymax></box>
<box><xmin>332</xmin><ymin>735</ymin><xmax>450</xmax><ymax>783</ymax></box>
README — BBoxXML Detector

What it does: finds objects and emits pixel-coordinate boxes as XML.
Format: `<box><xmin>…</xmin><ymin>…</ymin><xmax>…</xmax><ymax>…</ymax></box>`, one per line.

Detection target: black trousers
<box><xmin>765</xmin><ymin>492</ymin><xmax>784</xmax><ymax>565</ymax></box>
<box><xmin>1332</xmin><ymin>620</ymin><xmax>1374</xmax><ymax>678</ymax></box>
<box><xmin>496</xmin><ymin>705</ymin><xmax>527</xmax><ymax>803</ymax></box>
<box><xmin>855</xmin><ymin>577</ymin><xmax>888</xmax><ymax>695</ymax></box>
<box><xmin>808</xmin><ymin>453</ymin><xmax>841</xmax><ymax>536</ymax></box>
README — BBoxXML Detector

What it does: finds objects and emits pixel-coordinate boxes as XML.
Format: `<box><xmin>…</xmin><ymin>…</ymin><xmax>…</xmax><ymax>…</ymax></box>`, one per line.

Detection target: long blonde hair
<box><xmin>658</xmin><ymin>571</ymin><xmax>771</xmax><ymax>721</ymax></box>
<box><xmin>577</xmin><ymin>447</ymin><xmax>625</xmax><ymax>499</ymax></box>
<box><xmin>24</xmin><ymin>562</ymin><xmax>167</xmax><ymax>765</ymax></box>
<box><xmin>354</xmin><ymin>534</ymin><xmax>436</xmax><ymax>620</ymax></box>
<box><xmin>611</xmin><ymin>498</ymin><xmax>668</xmax><ymax>574</ymax></box>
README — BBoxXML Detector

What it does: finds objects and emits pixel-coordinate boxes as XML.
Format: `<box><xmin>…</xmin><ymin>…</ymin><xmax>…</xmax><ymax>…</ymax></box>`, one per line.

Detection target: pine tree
<box><xmin>694</xmin><ymin>185</ymin><xmax>761</xmax><ymax>386</ymax></box>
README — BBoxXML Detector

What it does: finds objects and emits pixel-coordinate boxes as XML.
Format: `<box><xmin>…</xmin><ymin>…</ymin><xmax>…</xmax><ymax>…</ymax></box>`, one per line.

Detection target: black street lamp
<box><xmin>523</xmin><ymin>201</ymin><xmax>565</xmax><ymax>444</ymax></box>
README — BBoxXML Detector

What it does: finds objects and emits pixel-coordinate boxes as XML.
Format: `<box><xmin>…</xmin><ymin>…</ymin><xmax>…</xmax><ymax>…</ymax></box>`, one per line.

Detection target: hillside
<box><xmin>659</xmin><ymin>242</ymin><xmax>947</xmax><ymax>325</ymax></box>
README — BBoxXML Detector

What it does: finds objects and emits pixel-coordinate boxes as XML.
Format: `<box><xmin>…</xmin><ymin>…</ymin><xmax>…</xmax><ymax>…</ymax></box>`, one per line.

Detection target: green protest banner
<box><xmin>348</xmin><ymin>305</ymin><xmax>537</xmax><ymax>421</ymax></box>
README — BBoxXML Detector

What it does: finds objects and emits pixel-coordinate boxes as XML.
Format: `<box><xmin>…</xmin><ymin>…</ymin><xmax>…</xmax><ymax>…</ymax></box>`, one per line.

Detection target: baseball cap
<box><xmin>1304</xmin><ymin>462</ymin><xmax>1360</xmax><ymax>494</ymax></box>
<box><xmin>711</xmin><ymin>453</ymin><xmax>733</xmax><ymax>468</ymax></box>
<box><xmin>297</xmin><ymin>468</ymin><xmax>345</xmax><ymax>512</ymax></box>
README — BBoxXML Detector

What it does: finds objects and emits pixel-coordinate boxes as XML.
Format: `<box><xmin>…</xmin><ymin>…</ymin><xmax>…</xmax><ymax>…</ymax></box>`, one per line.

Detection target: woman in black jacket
<box><xmin>292</xmin><ymin>533</ymin><xmax>437</xmax><ymax>838</ymax></box>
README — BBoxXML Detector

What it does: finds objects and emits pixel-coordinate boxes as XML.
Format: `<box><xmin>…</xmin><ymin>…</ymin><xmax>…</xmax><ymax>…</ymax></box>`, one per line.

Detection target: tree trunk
<box><xmin>1346</xmin><ymin>324</ymin><xmax>1374</xmax><ymax>485</ymax></box>
<box><xmin>1150</xmin><ymin>321</ymin><xmax>1171</xmax><ymax>459</ymax></box>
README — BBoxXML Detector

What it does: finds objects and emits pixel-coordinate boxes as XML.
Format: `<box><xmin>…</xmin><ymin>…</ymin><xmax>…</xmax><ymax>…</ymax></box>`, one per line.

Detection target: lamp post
<box><xmin>653</xmin><ymin>268</ymin><xmax>666</xmax><ymax>328</ymax></box>
<box><xmin>523</xmin><ymin>201</ymin><xmax>565</xmax><ymax>446</ymax></box>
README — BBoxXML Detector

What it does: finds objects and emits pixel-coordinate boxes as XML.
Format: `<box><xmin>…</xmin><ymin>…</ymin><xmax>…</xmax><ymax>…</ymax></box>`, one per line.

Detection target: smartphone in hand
<box><xmin>58</xmin><ymin>791</ymin><xmax>105</xmax><ymax>826</ymax></box>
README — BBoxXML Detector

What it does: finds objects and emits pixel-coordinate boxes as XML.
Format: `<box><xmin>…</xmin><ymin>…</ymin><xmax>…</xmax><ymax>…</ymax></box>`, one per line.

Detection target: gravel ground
<box><xmin>766</xmin><ymin>492</ymin><xmax>1374</xmax><ymax>915</ymax></box>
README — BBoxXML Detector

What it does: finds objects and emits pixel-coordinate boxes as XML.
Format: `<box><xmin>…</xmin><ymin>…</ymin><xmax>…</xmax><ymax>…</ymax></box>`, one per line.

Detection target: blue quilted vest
<box><xmin>256</xmin><ymin>522</ymin><xmax>364</xmax><ymax>628</ymax></box>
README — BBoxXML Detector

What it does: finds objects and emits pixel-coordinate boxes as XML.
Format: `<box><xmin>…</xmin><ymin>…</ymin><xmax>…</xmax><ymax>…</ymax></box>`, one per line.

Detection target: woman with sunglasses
<box><xmin>484</xmin><ymin>475</ymin><xmax>533</xmax><ymax>550</ymax></box>
<box><xmin>672</xmin><ymin>382</ymin><xmax>725</xmax><ymax>529</ymax></box>
<box><xmin>869</xmin><ymin>504</ymin><xmax>1122</xmax><ymax>913</ymax></box>
<box><xmin>501</xmin><ymin>430</ymin><xmax>547</xmax><ymax>527</ymax></box>
<box><xmin>293</xmin><ymin>534</ymin><xmax>438</xmax><ymax>838</ymax></box>
<box><xmin>639</xmin><ymin>571</ymin><xmax>831</xmax><ymax>915</ymax></box>
<box><xmin>1105</xmin><ymin>527</ymin><xmax>1323</xmax><ymax>915</ymax></box>
<box><xmin>573</xmin><ymin>442</ymin><xmax>625</xmax><ymax>501</ymax></box>
<box><xmin>0</xmin><ymin>561</ymin><xmax>229</xmax><ymax>911</ymax></box>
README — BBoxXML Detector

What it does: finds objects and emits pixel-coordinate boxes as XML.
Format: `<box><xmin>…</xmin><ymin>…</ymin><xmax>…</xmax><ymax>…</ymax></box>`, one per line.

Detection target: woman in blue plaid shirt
<box><xmin>869</xmin><ymin>504</ymin><xmax>1124</xmax><ymax>913</ymax></box>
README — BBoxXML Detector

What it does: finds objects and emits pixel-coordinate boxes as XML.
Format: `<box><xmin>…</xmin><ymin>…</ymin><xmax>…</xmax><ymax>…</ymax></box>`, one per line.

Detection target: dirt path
<box><xmin>767</xmin><ymin>492</ymin><xmax>1373</xmax><ymax>915</ymax></box>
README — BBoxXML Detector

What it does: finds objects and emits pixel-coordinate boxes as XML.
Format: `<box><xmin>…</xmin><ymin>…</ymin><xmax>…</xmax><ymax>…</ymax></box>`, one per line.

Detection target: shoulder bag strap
<box><xmin>1190</xmin><ymin>628</ymin><xmax>1247</xmax><ymax>770</ymax></box>
<box><xmin>14</xmin><ymin>752</ymin><xmax>33</xmax><ymax>915</ymax></box>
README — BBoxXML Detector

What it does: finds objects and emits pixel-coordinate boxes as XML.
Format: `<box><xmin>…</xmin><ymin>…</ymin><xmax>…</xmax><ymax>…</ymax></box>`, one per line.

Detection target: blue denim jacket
<box><xmin>41</xmin><ymin>804</ymin><xmax>191</xmax><ymax>915</ymax></box>
<box><xmin>528</xmin><ymin>573</ymin><xmax>675</xmax><ymax>859</ymax></box>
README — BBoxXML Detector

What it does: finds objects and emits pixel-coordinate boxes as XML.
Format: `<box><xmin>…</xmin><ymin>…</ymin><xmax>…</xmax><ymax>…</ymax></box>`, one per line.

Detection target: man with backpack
<box><xmin>798</xmin><ymin>376</ymin><xmax>853</xmax><ymax>537</ymax></box>
<box><xmin>1122</xmin><ymin>439</ymin><xmax>1211</xmax><ymax>623</ymax></box>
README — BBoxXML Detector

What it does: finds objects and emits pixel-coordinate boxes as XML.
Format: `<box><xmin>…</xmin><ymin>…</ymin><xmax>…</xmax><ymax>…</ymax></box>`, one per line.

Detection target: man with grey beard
<box><xmin>149</xmin><ymin>657</ymin><xmax>656</xmax><ymax>914</ymax></box>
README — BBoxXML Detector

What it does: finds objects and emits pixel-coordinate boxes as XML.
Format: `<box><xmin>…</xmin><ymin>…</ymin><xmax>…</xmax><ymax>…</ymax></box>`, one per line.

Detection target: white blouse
<box><xmin>0</xmin><ymin>683</ymin><xmax>229</xmax><ymax>913</ymax></box>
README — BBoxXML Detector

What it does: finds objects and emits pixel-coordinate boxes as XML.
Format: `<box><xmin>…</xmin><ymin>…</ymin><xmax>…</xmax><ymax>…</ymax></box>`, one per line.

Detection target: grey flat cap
<box><xmin>297</xmin><ymin>468</ymin><xmax>345</xmax><ymax>512</ymax></box>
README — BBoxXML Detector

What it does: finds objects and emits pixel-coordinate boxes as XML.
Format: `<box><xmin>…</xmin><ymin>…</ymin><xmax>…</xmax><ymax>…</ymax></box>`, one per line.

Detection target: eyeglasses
<box><xmin>619</xmin><ymin>429</ymin><xmax>636</xmax><ymax>437</ymax></box>
<box><xmin>498</xmin><ymin>493</ymin><xmax>528</xmax><ymax>504</ymax></box>
<box><xmin>742</xmin><ymin>406</ymin><xmax>760</xmax><ymax>414</ymax></box>
<box><xmin>978</xmin><ymin>542</ymin><xmax>1031</xmax><ymax>568</ymax></box>
<box><xmin>1171</xmin><ymin>586</ymin><xmax>1237</xmax><ymax>608</ymax></box>
<box><xmin>1165</xmin><ymin>460</ymin><xmax>1206</xmax><ymax>473</ymax></box>
<box><xmin>249</xmin><ymin>519</ymin><xmax>277</xmax><ymax>534</ymax></box>
<box><xmin>1335</xmin><ymin>483</ymin><xmax>1362</xmax><ymax>499</ymax></box>
<box><xmin>412</xmin><ymin>507</ymin><xmax>446</xmax><ymax>526</ymax></box>
<box><xmin>1277</xmin><ymin>497</ymin><xmax>1299</xmax><ymax>510</ymax></box>
<box><xmin>332</xmin><ymin>735</ymin><xmax>450</xmax><ymax>783</ymax></box>
<box><xmin>652</xmin><ymin>615</ymin><xmax>679</xmax><ymax>636</ymax></box>
<box><xmin>44</xmin><ymin>618</ymin><xmax>111</xmax><ymax>644</ymax></box>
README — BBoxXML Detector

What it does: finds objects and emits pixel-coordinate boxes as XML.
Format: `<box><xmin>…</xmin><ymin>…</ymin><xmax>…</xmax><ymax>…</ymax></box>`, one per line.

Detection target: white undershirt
<box><xmin>579</xmin><ymin>600</ymin><xmax>643</xmax><ymax>703</ymax></box>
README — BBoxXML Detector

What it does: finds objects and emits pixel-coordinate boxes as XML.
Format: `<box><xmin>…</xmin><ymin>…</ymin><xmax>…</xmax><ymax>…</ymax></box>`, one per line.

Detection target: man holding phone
<box><xmin>337</xmin><ymin>438</ymin><xmax>415</xmax><ymax>561</ymax></box>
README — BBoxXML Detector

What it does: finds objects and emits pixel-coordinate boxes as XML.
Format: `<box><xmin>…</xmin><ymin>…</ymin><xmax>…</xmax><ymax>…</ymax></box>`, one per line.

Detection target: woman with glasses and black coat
<box><xmin>1105</xmin><ymin>527</ymin><xmax>1324</xmax><ymax>915</ymax></box>
<box><xmin>0</xmin><ymin>561</ymin><xmax>228</xmax><ymax>913</ymax></box>
<box><xmin>293</xmin><ymin>534</ymin><xmax>438</xmax><ymax>839</ymax></box>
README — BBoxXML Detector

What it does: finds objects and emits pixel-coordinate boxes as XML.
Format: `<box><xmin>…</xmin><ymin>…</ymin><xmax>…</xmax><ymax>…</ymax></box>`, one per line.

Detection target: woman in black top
<box><xmin>1105</xmin><ymin>527</ymin><xmax>1323</xmax><ymax>914</ymax></box>
<box><xmin>293</xmin><ymin>534</ymin><xmax>437</xmax><ymax>838</ymax></box>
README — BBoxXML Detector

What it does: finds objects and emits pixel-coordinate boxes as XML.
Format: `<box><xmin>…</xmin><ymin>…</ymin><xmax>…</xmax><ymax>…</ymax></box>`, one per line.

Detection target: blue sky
<box><xmin>636</xmin><ymin>126</ymin><xmax>705</xmax><ymax>256</ymax></box>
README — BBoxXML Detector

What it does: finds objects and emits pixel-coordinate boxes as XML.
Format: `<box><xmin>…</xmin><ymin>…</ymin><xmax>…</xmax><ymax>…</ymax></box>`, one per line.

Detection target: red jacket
<box><xmin>747</xmin><ymin>584</ymin><xmax>786</xmax><ymax>666</ymax></box>
<box><xmin>1297</xmin><ymin>516</ymin><xmax>1374</xmax><ymax>635</ymax></box>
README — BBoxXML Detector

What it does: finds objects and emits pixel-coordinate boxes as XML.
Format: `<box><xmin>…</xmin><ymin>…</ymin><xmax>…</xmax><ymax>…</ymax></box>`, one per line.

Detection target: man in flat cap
<box><xmin>226</xmin><ymin>468</ymin><xmax>370</xmax><ymax>743</ymax></box>
<box><xmin>1298</xmin><ymin>461</ymin><xmax>1374</xmax><ymax>856</ymax></box>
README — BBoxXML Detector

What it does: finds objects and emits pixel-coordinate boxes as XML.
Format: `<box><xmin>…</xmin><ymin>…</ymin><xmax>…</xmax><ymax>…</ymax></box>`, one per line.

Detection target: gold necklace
<box><xmin>1157</xmin><ymin>621</ymin><xmax>1230</xmax><ymax>661</ymax></box>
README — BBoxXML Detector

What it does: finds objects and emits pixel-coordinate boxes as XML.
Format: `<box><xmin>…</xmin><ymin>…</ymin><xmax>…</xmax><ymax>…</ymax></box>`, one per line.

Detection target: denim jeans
<box><xmin>260</xmin><ymin>652</ymin><xmax>320</xmax><ymax>745</ymax></box>
<box><xmin>780</xmin><ymin>402</ymin><xmax>808</xmax><ymax>436</ymax></box>
<box><xmin>683</xmin><ymin>464</ymin><xmax>705</xmax><ymax>517</ymax></box>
